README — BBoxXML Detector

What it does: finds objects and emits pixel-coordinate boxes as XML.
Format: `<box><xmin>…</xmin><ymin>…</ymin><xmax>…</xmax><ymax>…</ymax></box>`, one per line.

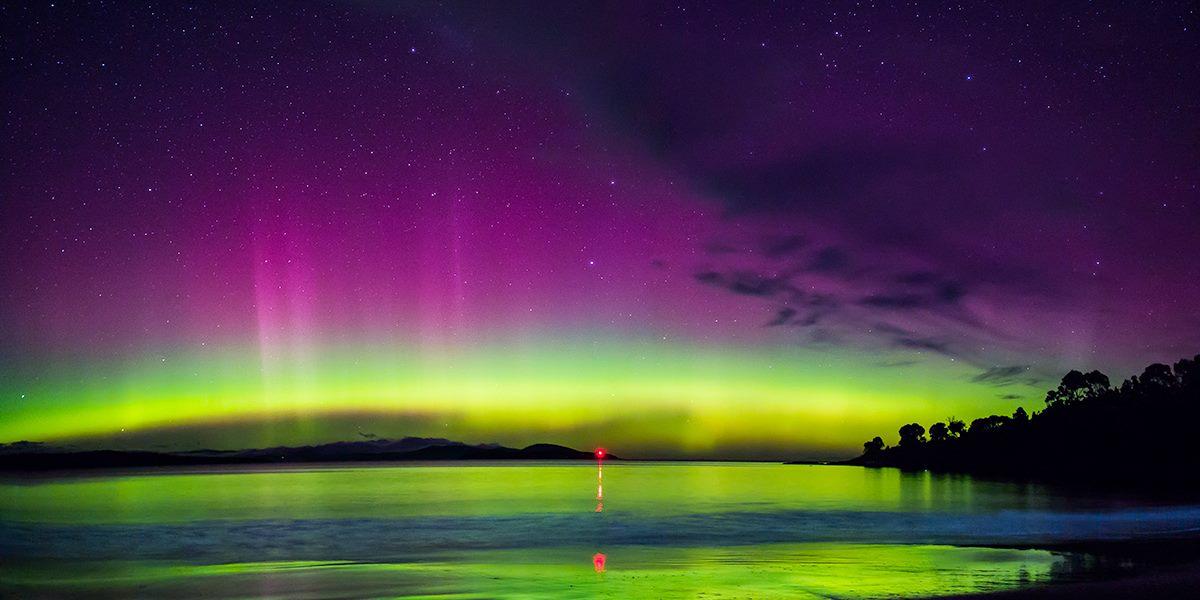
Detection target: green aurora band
<box><xmin>0</xmin><ymin>338</ymin><xmax>1028</xmax><ymax>459</ymax></box>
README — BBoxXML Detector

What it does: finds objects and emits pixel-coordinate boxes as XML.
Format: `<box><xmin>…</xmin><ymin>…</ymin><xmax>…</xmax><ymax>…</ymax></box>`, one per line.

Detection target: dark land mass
<box><xmin>831</xmin><ymin>353</ymin><xmax>1200</xmax><ymax>490</ymax></box>
<box><xmin>0</xmin><ymin>437</ymin><xmax>607</xmax><ymax>470</ymax></box>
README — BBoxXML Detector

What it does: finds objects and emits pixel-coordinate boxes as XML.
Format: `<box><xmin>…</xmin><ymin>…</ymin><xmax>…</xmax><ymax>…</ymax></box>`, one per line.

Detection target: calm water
<box><xmin>2</xmin><ymin>462</ymin><xmax>1198</xmax><ymax>598</ymax></box>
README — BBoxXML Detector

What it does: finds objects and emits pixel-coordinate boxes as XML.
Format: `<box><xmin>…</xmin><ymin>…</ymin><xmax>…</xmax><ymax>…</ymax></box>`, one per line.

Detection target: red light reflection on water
<box><xmin>595</xmin><ymin>458</ymin><xmax>604</xmax><ymax>511</ymax></box>
<box><xmin>593</xmin><ymin>449</ymin><xmax>608</xmax><ymax>568</ymax></box>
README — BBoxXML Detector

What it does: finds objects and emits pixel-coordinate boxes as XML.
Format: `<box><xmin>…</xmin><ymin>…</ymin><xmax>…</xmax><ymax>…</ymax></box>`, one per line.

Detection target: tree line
<box><xmin>853</xmin><ymin>354</ymin><xmax>1200</xmax><ymax>485</ymax></box>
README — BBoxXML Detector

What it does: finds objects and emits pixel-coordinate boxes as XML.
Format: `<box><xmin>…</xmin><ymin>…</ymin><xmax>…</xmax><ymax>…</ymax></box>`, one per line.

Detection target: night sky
<box><xmin>2</xmin><ymin>2</ymin><xmax>1198</xmax><ymax>459</ymax></box>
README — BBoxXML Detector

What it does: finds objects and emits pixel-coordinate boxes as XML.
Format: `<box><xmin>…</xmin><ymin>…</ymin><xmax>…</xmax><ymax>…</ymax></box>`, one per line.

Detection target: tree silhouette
<box><xmin>897</xmin><ymin>423</ymin><xmax>926</xmax><ymax>448</ymax></box>
<box><xmin>850</xmin><ymin>353</ymin><xmax>1200</xmax><ymax>486</ymax></box>
<box><xmin>1174</xmin><ymin>356</ymin><xmax>1198</xmax><ymax>388</ymax></box>
<box><xmin>1045</xmin><ymin>370</ymin><xmax>1110</xmax><ymax>407</ymax></box>
<box><xmin>947</xmin><ymin>418</ymin><xmax>966</xmax><ymax>437</ymax></box>
<box><xmin>1139</xmin><ymin>363</ymin><xmax>1174</xmax><ymax>389</ymax></box>
<box><xmin>929</xmin><ymin>422</ymin><xmax>949</xmax><ymax>442</ymax></box>
<box><xmin>863</xmin><ymin>436</ymin><xmax>885</xmax><ymax>456</ymax></box>
<box><xmin>969</xmin><ymin>415</ymin><xmax>1010</xmax><ymax>434</ymax></box>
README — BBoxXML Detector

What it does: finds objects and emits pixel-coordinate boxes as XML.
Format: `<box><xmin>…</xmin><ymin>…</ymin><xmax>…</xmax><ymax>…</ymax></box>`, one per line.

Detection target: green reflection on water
<box><xmin>1</xmin><ymin>544</ymin><xmax>1058</xmax><ymax>599</ymax></box>
<box><xmin>0</xmin><ymin>462</ymin><xmax>1048</xmax><ymax>524</ymax></box>
<box><xmin>0</xmin><ymin>463</ymin><xmax>1071</xmax><ymax>598</ymax></box>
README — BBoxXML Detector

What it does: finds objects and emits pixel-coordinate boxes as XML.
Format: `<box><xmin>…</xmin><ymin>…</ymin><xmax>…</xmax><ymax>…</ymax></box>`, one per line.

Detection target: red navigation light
<box><xmin>593</xmin><ymin>552</ymin><xmax>607</xmax><ymax>572</ymax></box>
<box><xmin>594</xmin><ymin>448</ymin><xmax>606</xmax><ymax>460</ymax></box>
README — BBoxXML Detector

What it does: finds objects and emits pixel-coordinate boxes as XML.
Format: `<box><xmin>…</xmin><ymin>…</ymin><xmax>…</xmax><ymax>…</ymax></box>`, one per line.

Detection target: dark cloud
<box><xmin>807</xmin><ymin>328</ymin><xmax>842</xmax><ymax>347</ymax></box>
<box><xmin>879</xmin><ymin>359</ymin><xmax>921</xmax><ymax>368</ymax></box>
<box><xmin>998</xmin><ymin>394</ymin><xmax>1023</xmax><ymax>400</ymax></box>
<box><xmin>805</xmin><ymin>294</ymin><xmax>839</xmax><ymax>308</ymax></box>
<box><xmin>807</xmin><ymin>247</ymin><xmax>849</xmax><ymax>273</ymax></box>
<box><xmin>696</xmin><ymin>264</ymin><xmax>841</xmax><ymax>330</ymax></box>
<box><xmin>590</xmin><ymin>58</ymin><xmax>727</xmax><ymax>157</ymax></box>
<box><xmin>894</xmin><ymin>336</ymin><xmax>953</xmax><ymax>356</ymax></box>
<box><xmin>357</xmin><ymin>431</ymin><xmax>379</xmax><ymax>439</ymax></box>
<box><xmin>860</xmin><ymin>273</ymin><xmax>968</xmax><ymax>311</ymax></box>
<box><xmin>761</xmin><ymin>235</ymin><xmax>807</xmax><ymax>259</ymax></box>
<box><xmin>861</xmin><ymin>293</ymin><xmax>929</xmax><ymax>310</ymax></box>
<box><xmin>764</xmin><ymin>307</ymin><xmax>797</xmax><ymax>327</ymax></box>
<box><xmin>691</xmin><ymin>239</ymin><xmax>1003</xmax><ymax>367</ymax></box>
<box><xmin>694</xmin><ymin>270</ymin><xmax>795</xmax><ymax>298</ymax></box>
<box><xmin>937</xmin><ymin>282</ymin><xmax>966</xmax><ymax>303</ymax></box>
<box><xmin>794</xmin><ymin>312</ymin><xmax>823</xmax><ymax>327</ymax></box>
<box><xmin>763</xmin><ymin>305</ymin><xmax>827</xmax><ymax>328</ymax></box>
<box><xmin>707</xmin><ymin>144</ymin><xmax>956</xmax><ymax>217</ymax></box>
<box><xmin>971</xmin><ymin>366</ymin><xmax>1037</xmax><ymax>387</ymax></box>
<box><xmin>896</xmin><ymin>271</ymin><xmax>941</xmax><ymax>286</ymax></box>
<box><xmin>874</xmin><ymin>323</ymin><xmax>955</xmax><ymax>357</ymax></box>
<box><xmin>448</xmin><ymin>1</ymin><xmax>1200</xmax><ymax>381</ymax></box>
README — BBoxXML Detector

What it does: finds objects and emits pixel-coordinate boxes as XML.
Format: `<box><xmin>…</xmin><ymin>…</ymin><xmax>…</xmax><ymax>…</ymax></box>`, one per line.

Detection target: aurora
<box><xmin>1</xmin><ymin>339</ymin><xmax>1008</xmax><ymax>459</ymax></box>
<box><xmin>2</xmin><ymin>1</ymin><xmax>1198</xmax><ymax>460</ymax></box>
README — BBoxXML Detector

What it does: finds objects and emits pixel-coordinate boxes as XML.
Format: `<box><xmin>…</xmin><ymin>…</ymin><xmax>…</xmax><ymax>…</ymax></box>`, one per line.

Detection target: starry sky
<box><xmin>2</xmin><ymin>2</ymin><xmax>1198</xmax><ymax>459</ymax></box>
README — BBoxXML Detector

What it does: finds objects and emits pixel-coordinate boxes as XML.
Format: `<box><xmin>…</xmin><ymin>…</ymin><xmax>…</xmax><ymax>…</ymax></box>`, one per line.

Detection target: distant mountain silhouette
<box><xmin>837</xmin><ymin>354</ymin><xmax>1200</xmax><ymax>487</ymax></box>
<box><xmin>0</xmin><ymin>437</ymin><xmax>607</xmax><ymax>470</ymax></box>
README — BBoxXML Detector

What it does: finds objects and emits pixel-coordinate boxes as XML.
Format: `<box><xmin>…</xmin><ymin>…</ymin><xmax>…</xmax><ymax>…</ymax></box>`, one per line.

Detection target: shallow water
<box><xmin>1</xmin><ymin>462</ymin><xmax>1197</xmax><ymax>598</ymax></box>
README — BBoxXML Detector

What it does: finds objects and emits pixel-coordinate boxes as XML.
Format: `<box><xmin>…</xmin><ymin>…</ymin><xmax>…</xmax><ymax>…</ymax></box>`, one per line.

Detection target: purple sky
<box><xmin>1</xmin><ymin>2</ymin><xmax>1198</xmax><ymax>453</ymax></box>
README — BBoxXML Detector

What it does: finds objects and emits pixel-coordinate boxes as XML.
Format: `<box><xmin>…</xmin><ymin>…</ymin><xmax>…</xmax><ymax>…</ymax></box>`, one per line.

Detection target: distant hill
<box><xmin>0</xmin><ymin>437</ymin><xmax>608</xmax><ymax>470</ymax></box>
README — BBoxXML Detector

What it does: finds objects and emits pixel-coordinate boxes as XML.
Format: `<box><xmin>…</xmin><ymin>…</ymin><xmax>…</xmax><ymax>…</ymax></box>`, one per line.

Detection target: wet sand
<box><xmin>947</xmin><ymin>537</ymin><xmax>1200</xmax><ymax>599</ymax></box>
<box><xmin>945</xmin><ymin>565</ymin><xmax>1200</xmax><ymax>598</ymax></box>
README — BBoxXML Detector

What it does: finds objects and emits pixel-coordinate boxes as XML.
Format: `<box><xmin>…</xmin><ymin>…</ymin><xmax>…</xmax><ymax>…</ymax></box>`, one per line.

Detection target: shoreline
<box><xmin>939</xmin><ymin>564</ymin><xmax>1200</xmax><ymax>599</ymax></box>
<box><xmin>941</xmin><ymin>536</ymin><xmax>1200</xmax><ymax>598</ymax></box>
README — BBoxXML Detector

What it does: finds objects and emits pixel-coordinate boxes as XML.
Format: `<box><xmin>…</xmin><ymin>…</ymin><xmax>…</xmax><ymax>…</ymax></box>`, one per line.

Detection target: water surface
<box><xmin>2</xmin><ymin>462</ymin><xmax>1197</xmax><ymax>598</ymax></box>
